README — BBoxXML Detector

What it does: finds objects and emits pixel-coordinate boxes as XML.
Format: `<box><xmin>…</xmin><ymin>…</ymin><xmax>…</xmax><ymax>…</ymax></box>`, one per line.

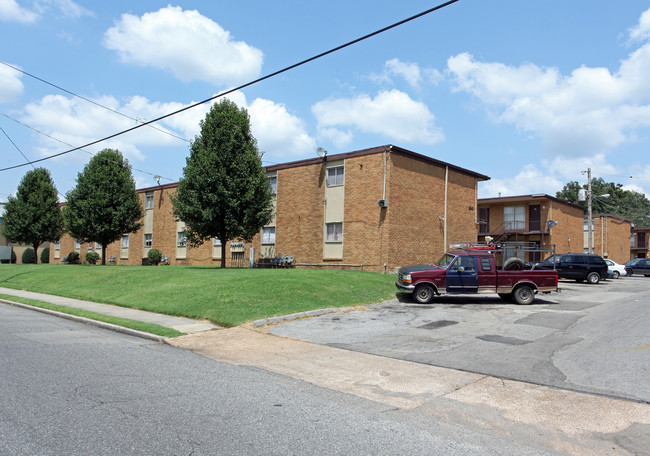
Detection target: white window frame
<box><xmin>326</xmin><ymin>222</ymin><xmax>343</xmax><ymax>242</ymax></box>
<box><xmin>145</xmin><ymin>191</ymin><xmax>154</xmax><ymax>210</ymax></box>
<box><xmin>326</xmin><ymin>166</ymin><xmax>344</xmax><ymax>187</ymax></box>
<box><xmin>177</xmin><ymin>231</ymin><xmax>187</xmax><ymax>247</ymax></box>
<box><xmin>121</xmin><ymin>235</ymin><xmax>129</xmax><ymax>248</ymax></box>
<box><xmin>262</xmin><ymin>227</ymin><xmax>276</xmax><ymax>244</ymax></box>
<box><xmin>213</xmin><ymin>237</ymin><xmax>221</xmax><ymax>246</ymax></box>
<box><xmin>268</xmin><ymin>176</ymin><xmax>277</xmax><ymax>194</ymax></box>
<box><xmin>144</xmin><ymin>233</ymin><xmax>153</xmax><ymax>248</ymax></box>
<box><xmin>74</xmin><ymin>239</ymin><xmax>81</xmax><ymax>249</ymax></box>
<box><xmin>504</xmin><ymin>206</ymin><xmax>525</xmax><ymax>230</ymax></box>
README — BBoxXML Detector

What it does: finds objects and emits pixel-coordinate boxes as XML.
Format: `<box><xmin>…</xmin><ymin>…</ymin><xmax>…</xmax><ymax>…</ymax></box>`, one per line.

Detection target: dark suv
<box><xmin>535</xmin><ymin>253</ymin><xmax>608</xmax><ymax>284</ymax></box>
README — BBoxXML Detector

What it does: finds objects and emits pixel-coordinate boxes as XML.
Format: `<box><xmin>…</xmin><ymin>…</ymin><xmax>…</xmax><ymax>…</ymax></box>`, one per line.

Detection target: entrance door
<box><xmin>446</xmin><ymin>256</ymin><xmax>478</xmax><ymax>293</ymax></box>
<box><xmin>529</xmin><ymin>205</ymin><xmax>541</xmax><ymax>231</ymax></box>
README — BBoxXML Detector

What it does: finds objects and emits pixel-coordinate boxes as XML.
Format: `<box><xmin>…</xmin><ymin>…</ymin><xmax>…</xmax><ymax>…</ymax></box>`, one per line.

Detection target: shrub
<box><xmin>67</xmin><ymin>251</ymin><xmax>80</xmax><ymax>264</ymax></box>
<box><xmin>40</xmin><ymin>247</ymin><xmax>50</xmax><ymax>264</ymax></box>
<box><xmin>147</xmin><ymin>248</ymin><xmax>162</xmax><ymax>266</ymax></box>
<box><xmin>86</xmin><ymin>251</ymin><xmax>100</xmax><ymax>265</ymax></box>
<box><xmin>21</xmin><ymin>248</ymin><xmax>36</xmax><ymax>264</ymax></box>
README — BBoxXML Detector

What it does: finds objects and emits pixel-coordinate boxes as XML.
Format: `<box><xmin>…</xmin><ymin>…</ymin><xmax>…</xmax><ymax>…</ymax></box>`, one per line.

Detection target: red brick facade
<box><xmin>50</xmin><ymin>145</ymin><xmax>489</xmax><ymax>272</ymax></box>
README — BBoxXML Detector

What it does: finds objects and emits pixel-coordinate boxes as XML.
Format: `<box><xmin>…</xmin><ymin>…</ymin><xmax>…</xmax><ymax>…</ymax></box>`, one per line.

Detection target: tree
<box><xmin>64</xmin><ymin>149</ymin><xmax>143</xmax><ymax>265</ymax></box>
<box><xmin>171</xmin><ymin>99</ymin><xmax>274</xmax><ymax>268</ymax></box>
<box><xmin>557</xmin><ymin>178</ymin><xmax>650</xmax><ymax>226</ymax></box>
<box><xmin>1</xmin><ymin>168</ymin><xmax>64</xmax><ymax>263</ymax></box>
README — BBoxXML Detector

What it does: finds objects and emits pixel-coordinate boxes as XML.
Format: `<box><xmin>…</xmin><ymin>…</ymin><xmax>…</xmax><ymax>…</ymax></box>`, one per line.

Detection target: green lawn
<box><xmin>0</xmin><ymin>264</ymin><xmax>397</xmax><ymax>327</ymax></box>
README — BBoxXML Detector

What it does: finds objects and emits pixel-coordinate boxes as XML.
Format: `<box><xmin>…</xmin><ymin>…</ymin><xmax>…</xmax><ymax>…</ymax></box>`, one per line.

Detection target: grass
<box><xmin>0</xmin><ymin>264</ymin><xmax>397</xmax><ymax>327</ymax></box>
<box><xmin>0</xmin><ymin>293</ymin><xmax>185</xmax><ymax>338</ymax></box>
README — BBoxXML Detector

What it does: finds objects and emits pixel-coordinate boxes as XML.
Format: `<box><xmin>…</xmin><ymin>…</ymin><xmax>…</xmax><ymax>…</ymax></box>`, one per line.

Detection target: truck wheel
<box><xmin>503</xmin><ymin>257</ymin><xmax>524</xmax><ymax>271</ymax></box>
<box><xmin>626</xmin><ymin>268</ymin><xmax>633</xmax><ymax>277</ymax></box>
<box><xmin>498</xmin><ymin>293</ymin><xmax>513</xmax><ymax>302</ymax></box>
<box><xmin>414</xmin><ymin>284</ymin><xmax>434</xmax><ymax>304</ymax></box>
<box><xmin>586</xmin><ymin>272</ymin><xmax>600</xmax><ymax>284</ymax></box>
<box><xmin>513</xmin><ymin>285</ymin><xmax>534</xmax><ymax>305</ymax></box>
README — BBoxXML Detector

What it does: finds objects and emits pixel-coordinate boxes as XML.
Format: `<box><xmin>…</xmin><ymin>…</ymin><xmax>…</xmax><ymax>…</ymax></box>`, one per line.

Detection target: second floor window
<box><xmin>121</xmin><ymin>235</ymin><xmax>129</xmax><ymax>248</ymax></box>
<box><xmin>504</xmin><ymin>206</ymin><xmax>525</xmax><ymax>230</ymax></box>
<box><xmin>177</xmin><ymin>231</ymin><xmax>187</xmax><ymax>247</ymax></box>
<box><xmin>145</xmin><ymin>191</ymin><xmax>154</xmax><ymax>210</ymax></box>
<box><xmin>144</xmin><ymin>233</ymin><xmax>152</xmax><ymax>248</ymax></box>
<box><xmin>268</xmin><ymin>176</ymin><xmax>277</xmax><ymax>194</ymax></box>
<box><xmin>327</xmin><ymin>166</ymin><xmax>344</xmax><ymax>187</ymax></box>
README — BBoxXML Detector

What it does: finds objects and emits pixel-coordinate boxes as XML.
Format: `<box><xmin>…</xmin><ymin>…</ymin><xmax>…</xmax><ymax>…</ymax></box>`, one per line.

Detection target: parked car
<box><xmin>625</xmin><ymin>258</ymin><xmax>650</xmax><ymax>277</ymax></box>
<box><xmin>396</xmin><ymin>250</ymin><xmax>559</xmax><ymax>305</ymax></box>
<box><xmin>535</xmin><ymin>253</ymin><xmax>608</xmax><ymax>284</ymax></box>
<box><xmin>604</xmin><ymin>259</ymin><xmax>626</xmax><ymax>279</ymax></box>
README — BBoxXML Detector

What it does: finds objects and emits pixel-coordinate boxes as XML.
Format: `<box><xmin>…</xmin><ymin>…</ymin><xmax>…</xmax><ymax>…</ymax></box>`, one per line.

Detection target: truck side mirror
<box><xmin>457</xmin><ymin>266</ymin><xmax>465</xmax><ymax>272</ymax></box>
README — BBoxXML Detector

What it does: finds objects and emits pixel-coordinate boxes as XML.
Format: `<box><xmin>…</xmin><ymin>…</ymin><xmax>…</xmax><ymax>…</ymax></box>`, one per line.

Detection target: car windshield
<box><xmin>433</xmin><ymin>253</ymin><xmax>456</xmax><ymax>268</ymax></box>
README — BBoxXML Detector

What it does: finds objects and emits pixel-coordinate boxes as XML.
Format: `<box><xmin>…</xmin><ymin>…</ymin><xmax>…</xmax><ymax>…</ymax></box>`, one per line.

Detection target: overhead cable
<box><xmin>0</xmin><ymin>0</ymin><xmax>459</xmax><ymax>173</ymax></box>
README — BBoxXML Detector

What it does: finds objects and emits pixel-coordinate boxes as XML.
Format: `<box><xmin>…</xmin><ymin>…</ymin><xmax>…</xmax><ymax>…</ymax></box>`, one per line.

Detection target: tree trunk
<box><xmin>221</xmin><ymin>242</ymin><xmax>226</xmax><ymax>268</ymax></box>
<box><xmin>33</xmin><ymin>242</ymin><xmax>39</xmax><ymax>264</ymax></box>
<box><xmin>102</xmin><ymin>244</ymin><xmax>107</xmax><ymax>265</ymax></box>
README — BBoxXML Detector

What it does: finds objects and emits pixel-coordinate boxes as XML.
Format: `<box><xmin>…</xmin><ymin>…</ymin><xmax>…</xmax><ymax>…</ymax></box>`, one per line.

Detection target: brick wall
<box><xmin>592</xmin><ymin>216</ymin><xmax>631</xmax><ymax>264</ymax></box>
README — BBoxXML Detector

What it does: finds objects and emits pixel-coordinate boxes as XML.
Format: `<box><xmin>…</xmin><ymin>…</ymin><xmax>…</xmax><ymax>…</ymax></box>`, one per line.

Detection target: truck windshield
<box><xmin>433</xmin><ymin>253</ymin><xmax>455</xmax><ymax>268</ymax></box>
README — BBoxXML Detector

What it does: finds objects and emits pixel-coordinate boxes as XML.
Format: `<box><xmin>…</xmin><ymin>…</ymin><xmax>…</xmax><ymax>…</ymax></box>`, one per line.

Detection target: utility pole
<box><xmin>583</xmin><ymin>168</ymin><xmax>593</xmax><ymax>254</ymax></box>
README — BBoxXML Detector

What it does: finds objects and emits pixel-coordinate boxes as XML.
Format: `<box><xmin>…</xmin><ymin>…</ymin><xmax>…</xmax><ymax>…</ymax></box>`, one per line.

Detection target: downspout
<box><xmin>444</xmin><ymin>166</ymin><xmax>448</xmax><ymax>250</ymax></box>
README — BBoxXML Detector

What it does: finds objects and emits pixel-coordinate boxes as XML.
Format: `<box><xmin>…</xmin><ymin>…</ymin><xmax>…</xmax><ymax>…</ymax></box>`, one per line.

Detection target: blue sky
<box><xmin>2</xmin><ymin>0</ymin><xmax>650</xmax><ymax>203</ymax></box>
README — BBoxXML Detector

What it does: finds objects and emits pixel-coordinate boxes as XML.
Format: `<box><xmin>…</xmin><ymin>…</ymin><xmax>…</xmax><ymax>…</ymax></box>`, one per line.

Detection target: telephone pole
<box><xmin>582</xmin><ymin>168</ymin><xmax>593</xmax><ymax>254</ymax></box>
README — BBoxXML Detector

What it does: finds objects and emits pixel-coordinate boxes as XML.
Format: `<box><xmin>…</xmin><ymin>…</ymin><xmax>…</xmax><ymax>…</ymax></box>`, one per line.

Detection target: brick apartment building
<box><xmin>585</xmin><ymin>214</ymin><xmax>633</xmax><ymax>264</ymax></box>
<box><xmin>631</xmin><ymin>226</ymin><xmax>650</xmax><ymax>259</ymax></box>
<box><xmin>477</xmin><ymin>194</ymin><xmax>585</xmax><ymax>263</ymax></box>
<box><xmin>51</xmin><ymin>145</ymin><xmax>490</xmax><ymax>272</ymax></box>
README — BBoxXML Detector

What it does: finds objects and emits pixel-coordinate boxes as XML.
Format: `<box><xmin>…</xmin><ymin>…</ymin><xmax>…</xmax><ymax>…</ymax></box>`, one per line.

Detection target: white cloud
<box><xmin>36</xmin><ymin>0</ymin><xmax>93</xmax><ymax>18</ymax></box>
<box><xmin>0</xmin><ymin>63</ymin><xmax>24</xmax><ymax>102</ymax></box>
<box><xmin>368</xmin><ymin>58</ymin><xmax>443</xmax><ymax>88</ymax></box>
<box><xmin>0</xmin><ymin>0</ymin><xmax>37</xmax><ymax>22</ymax></box>
<box><xmin>629</xmin><ymin>7</ymin><xmax>650</xmax><ymax>43</ymax></box>
<box><xmin>447</xmin><ymin>34</ymin><xmax>650</xmax><ymax>158</ymax></box>
<box><xmin>103</xmin><ymin>6</ymin><xmax>263</xmax><ymax>86</ymax></box>
<box><xmin>479</xmin><ymin>164</ymin><xmax>564</xmax><ymax>198</ymax></box>
<box><xmin>312</xmin><ymin>89</ymin><xmax>444</xmax><ymax>146</ymax></box>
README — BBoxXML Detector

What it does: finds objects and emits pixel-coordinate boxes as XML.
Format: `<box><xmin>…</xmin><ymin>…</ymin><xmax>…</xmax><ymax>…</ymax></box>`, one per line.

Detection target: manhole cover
<box><xmin>418</xmin><ymin>320</ymin><xmax>458</xmax><ymax>329</ymax></box>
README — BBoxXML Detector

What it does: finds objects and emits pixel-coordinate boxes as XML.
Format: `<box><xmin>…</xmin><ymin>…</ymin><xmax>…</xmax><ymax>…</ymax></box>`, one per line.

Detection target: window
<box><xmin>177</xmin><ymin>231</ymin><xmax>187</xmax><ymax>247</ymax></box>
<box><xmin>55</xmin><ymin>240</ymin><xmax>60</xmax><ymax>250</ymax></box>
<box><xmin>145</xmin><ymin>191</ymin><xmax>154</xmax><ymax>210</ymax></box>
<box><xmin>503</xmin><ymin>206</ymin><xmax>525</xmax><ymax>230</ymax></box>
<box><xmin>262</xmin><ymin>227</ymin><xmax>276</xmax><ymax>244</ymax></box>
<box><xmin>121</xmin><ymin>235</ymin><xmax>129</xmax><ymax>248</ymax></box>
<box><xmin>213</xmin><ymin>237</ymin><xmax>221</xmax><ymax>246</ymax></box>
<box><xmin>583</xmin><ymin>220</ymin><xmax>595</xmax><ymax>231</ymax></box>
<box><xmin>144</xmin><ymin>233</ymin><xmax>152</xmax><ymax>248</ymax></box>
<box><xmin>74</xmin><ymin>239</ymin><xmax>81</xmax><ymax>249</ymax></box>
<box><xmin>451</xmin><ymin>256</ymin><xmax>475</xmax><ymax>271</ymax></box>
<box><xmin>326</xmin><ymin>222</ymin><xmax>343</xmax><ymax>242</ymax></box>
<box><xmin>268</xmin><ymin>176</ymin><xmax>277</xmax><ymax>194</ymax></box>
<box><xmin>326</xmin><ymin>166</ymin><xmax>344</xmax><ymax>187</ymax></box>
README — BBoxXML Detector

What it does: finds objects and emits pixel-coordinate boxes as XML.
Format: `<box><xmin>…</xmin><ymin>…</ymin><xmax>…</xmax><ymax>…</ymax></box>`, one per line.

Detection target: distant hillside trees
<box><xmin>556</xmin><ymin>177</ymin><xmax>650</xmax><ymax>226</ymax></box>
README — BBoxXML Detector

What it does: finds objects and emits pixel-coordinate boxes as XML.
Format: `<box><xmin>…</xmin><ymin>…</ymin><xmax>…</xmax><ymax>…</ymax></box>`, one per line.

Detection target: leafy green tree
<box><xmin>557</xmin><ymin>178</ymin><xmax>650</xmax><ymax>226</ymax></box>
<box><xmin>1</xmin><ymin>167</ymin><xmax>64</xmax><ymax>263</ymax></box>
<box><xmin>171</xmin><ymin>99</ymin><xmax>274</xmax><ymax>268</ymax></box>
<box><xmin>64</xmin><ymin>149</ymin><xmax>143</xmax><ymax>265</ymax></box>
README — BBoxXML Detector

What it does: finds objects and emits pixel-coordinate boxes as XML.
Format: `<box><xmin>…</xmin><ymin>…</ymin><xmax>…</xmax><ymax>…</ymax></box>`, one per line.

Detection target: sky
<box><xmin>2</xmin><ymin>0</ymin><xmax>650</xmax><ymax>203</ymax></box>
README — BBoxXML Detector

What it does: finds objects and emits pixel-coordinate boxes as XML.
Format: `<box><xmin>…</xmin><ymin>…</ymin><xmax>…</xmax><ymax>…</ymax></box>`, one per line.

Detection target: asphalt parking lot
<box><xmin>271</xmin><ymin>275</ymin><xmax>650</xmax><ymax>403</ymax></box>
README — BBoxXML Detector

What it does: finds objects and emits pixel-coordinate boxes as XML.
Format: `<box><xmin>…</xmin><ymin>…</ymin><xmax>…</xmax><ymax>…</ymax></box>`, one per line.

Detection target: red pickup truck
<box><xmin>395</xmin><ymin>250</ymin><xmax>559</xmax><ymax>305</ymax></box>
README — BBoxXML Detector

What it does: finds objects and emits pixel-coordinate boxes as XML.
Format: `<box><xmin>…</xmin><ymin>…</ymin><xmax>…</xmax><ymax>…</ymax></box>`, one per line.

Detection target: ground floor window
<box><xmin>262</xmin><ymin>227</ymin><xmax>276</xmax><ymax>244</ymax></box>
<box><xmin>326</xmin><ymin>222</ymin><xmax>343</xmax><ymax>242</ymax></box>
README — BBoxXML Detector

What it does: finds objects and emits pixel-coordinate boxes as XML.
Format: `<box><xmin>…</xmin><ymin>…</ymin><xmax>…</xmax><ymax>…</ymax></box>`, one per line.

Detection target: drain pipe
<box><xmin>444</xmin><ymin>165</ymin><xmax>449</xmax><ymax>250</ymax></box>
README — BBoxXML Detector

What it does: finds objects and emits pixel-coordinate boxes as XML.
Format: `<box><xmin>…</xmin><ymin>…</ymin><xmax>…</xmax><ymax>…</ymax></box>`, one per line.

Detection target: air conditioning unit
<box><xmin>378</xmin><ymin>199</ymin><xmax>388</xmax><ymax>208</ymax></box>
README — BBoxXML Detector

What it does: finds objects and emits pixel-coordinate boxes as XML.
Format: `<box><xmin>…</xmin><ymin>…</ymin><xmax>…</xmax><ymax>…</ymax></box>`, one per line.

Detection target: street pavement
<box><xmin>1</xmin><ymin>285</ymin><xmax>649</xmax><ymax>455</ymax></box>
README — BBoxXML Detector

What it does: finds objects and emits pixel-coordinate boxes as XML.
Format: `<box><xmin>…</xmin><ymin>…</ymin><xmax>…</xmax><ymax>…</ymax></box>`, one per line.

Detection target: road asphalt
<box><xmin>1</xmin><ymin>286</ymin><xmax>648</xmax><ymax>455</ymax></box>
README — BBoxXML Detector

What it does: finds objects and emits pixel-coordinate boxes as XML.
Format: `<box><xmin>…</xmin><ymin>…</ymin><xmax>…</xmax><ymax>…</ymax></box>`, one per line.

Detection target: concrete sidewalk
<box><xmin>0</xmin><ymin>286</ymin><xmax>218</xmax><ymax>336</ymax></box>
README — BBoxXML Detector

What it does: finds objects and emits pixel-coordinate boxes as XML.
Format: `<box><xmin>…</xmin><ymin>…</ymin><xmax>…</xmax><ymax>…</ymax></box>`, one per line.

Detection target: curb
<box><xmin>252</xmin><ymin>307</ymin><xmax>345</xmax><ymax>327</ymax></box>
<box><xmin>0</xmin><ymin>298</ymin><xmax>165</xmax><ymax>342</ymax></box>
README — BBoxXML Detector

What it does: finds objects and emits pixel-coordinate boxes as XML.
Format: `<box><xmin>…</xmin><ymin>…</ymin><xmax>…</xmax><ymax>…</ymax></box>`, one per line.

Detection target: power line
<box><xmin>1</xmin><ymin>113</ymin><xmax>175</xmax><ymax>183</ymax></box>
<box><xmin>0</xmin><ymin>0</ymin><xmax>460</xmax><ymax>173</ymax></box>
<box><xmin>1</xmin><ymin>126</ymin><xmax>35</xmax><ymax>169</ymax></box>
<box><xmin>0</xmin><ymin>61</ymin><xmax>190</xmax><ymax>144</ymax></box>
